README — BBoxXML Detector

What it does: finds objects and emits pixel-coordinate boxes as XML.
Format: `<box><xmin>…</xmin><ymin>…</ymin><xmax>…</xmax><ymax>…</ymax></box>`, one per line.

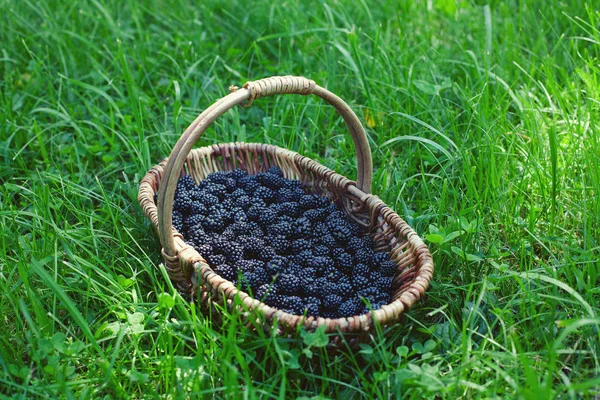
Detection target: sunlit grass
<box><xmin>1</xmin><ymin>0</ymin><xmax>599</xmax><ymax>398</ymax></box>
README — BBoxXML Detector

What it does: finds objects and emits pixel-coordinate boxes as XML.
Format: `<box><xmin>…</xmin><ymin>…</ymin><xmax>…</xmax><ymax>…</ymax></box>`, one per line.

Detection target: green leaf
<box><xmin>158</xmin><ymin>293</ymin><xmax>175</xmax><ymax>309</ymax></box>
<box><xmin>396</xmin><ymin>345</ymin><xmax>409</xmax><ymax>358</ymax></box>
<box><xmin>301</xmin><ymin>325</ymin><xmax>328</xmax><ymax>348</ymax></box>
<box><xmin>425</xmin><ymin>234</ymin><xmax>444</xmax><ymax>244</ymax></box>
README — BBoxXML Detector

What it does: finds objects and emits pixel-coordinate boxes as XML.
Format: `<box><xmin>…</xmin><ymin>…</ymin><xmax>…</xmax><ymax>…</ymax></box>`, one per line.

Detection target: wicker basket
<box><xmin>138</xmin><ymin>76</ymin><xmax>433</xmax><ymax>346</ymax></box>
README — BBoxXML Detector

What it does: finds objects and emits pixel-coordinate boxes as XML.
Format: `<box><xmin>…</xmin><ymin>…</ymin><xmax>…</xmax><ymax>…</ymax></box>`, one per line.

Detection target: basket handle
<box><xmin>157</xmin><ymin>76</ymin><xmax>373</xmax><ymax>257</ymax></box>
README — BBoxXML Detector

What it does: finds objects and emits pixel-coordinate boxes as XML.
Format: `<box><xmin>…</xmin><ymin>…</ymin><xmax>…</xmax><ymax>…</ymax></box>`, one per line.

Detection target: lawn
<box><xmin>1</xmin><ymin>0</ymin><xmax>599</xmax><ymax>398</ymax></box>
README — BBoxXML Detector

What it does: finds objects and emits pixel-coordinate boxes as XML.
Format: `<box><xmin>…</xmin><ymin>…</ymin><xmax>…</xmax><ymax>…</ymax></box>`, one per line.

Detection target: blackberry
<box><xmin>255</xmin><ymin>283</ymin><xmax>275</xmax><ymax>301</ymax></box>
<box><xmin>178</xmin><ymin>175</ymin><xmax>196</xmax><ymax>190</ymax></box>
<box><xmin>303</xmin><ymin>208</ymin><xmax>326</xmax><ymax>222</ymax></box>
<box><xmin>278</xmin><ymin>274</ymin><xmax>301</xmax><ymax>294</ymax></box>
<box><xmin>202</xmin><ymin>183</ymin><xmax>227</xmax><ymax>201</ymax></box>
<box><xmin>268</xmin><ymin>235</ymin><xmax>291</xmax><ymax>255</ymax></box>
<box><xmin>266</xmin><ymin>166</ymin><xmax>284</xmax><ymax>177</ymax></box>
<box><xmin>282</xmin><ymin>295</ymin><xmax>304</xmax><ymax>315</ymax></box>
<box><xmin>293</xmin><ymin>217</ymin><xmax>312</xmax><ymax>237</ymax></box>
<box><xmin>323</xmin><ymin>266</ymin><xmax>344</xmax><ymax>282</ymax></box>
<box><xmin>254</xmin><ymin>187</ymin><xmax>277</xmax><ymax>203</ymax></box>
<box><xmin>284</xmin><ymin>262</ymin><xmax>303</xmax><ymax>277</ymax></box>
<box><xmin>338</xmin><ymin>297</ymin><xmax>361</xmax><ymax>317</ymax></box>
<box><xmin>376</xmin><ymin>276</ymin><xmax>393</xmax><ymax>293</ymax></box>
<box><xmin>303</xmin><ymin>297</ymin><xmax>322</xmax><ymax>316</ymax></box>
<box><xmin>278</xmin><ymin>202</ymin><xmax>302</xmax><ymax>218</ymax></box>
<box><xmin>352</xmin><ymin>275</ymin><xmax>369</xmax><ymax>290</ymax></box>
<box><xmin>212</xmin><ymin>239</ymin><xmax>243</xmax><ymax>263</ymax></box>
<box><xmin>291</xmin><ymin>239</ymin><xmax>313</xmax><ymax>253</ymax></box>
<box><xmin>224</xmin><ymin>177</ymin><xmax>237</xmax><ymax>192</ymax></box>
<box><xmin>247</xmin><ymin>205</ymin><xmax>265</xmax><ymax>221</ymax></box>
<box><xmin>230</xmin><ymin>188</ymin><xmax>247</xmax><ymax>200</ymax></box>
<box><xmin>251</xmin><ymin>267</ymin><xmax>270</xmax><ymax>287</ymax></box>
<box><xmin>204</xmin><ymin>171</ymin><xmax>229</xmax><ymax>185</ymax></box>
<box><xmin>310</xmin><ymin>256</ymin><xmax>335</xmax><ymax>274</ymax></box>
<box><xmin>354</xmin><ymin>249</ymin><xmax>372</xmax><ymax>264</ymax></box>
<box><xmin>328</xmin><ymin>220</ymin><xmax>352</xmax><ymax>244</ymax></box>
<box><xmin>239</xmin><ymin>176</ymin><xmax>260</xmax><ymax>194</ymax></box>
<box><xmin>335</xmin><ymin>252</ymin><xmax>354</xmax><ymax>272</ymax></box>
<box><xmin>231</xmin><ymin>168</ymin><xmax>248</xmax><ymax>180</ymax></box>
<box><xmin>195</xmin><ymin>243</ymin><xmax>213</xmax><ymax>257</ymax></box>
<box><xmin>313</xmin><ymin>245</ymin><xmax>330</xmax><ymax>257</ymax></box>
<box><xmin>258</xmin><ymin>246</ymin><xmax>277</xmax><ymax>262</ymax></box>
<box><xmin>267</xmin><ymin>221</ymin><xmax>293</xmax><ymax>236</ymax></box>
<box><xmin>372</xmin><ymin>251</ymin><xmax>390</xmax><ymax>266</ymax></box>
<box><xmin>190</xmin><ymin>201</ymin><xmax>207</xmax><ymax>216</ymax></box>
<box><xmin>323</xmin><ymin>294</ymin><xmax>343</xmax><ymax>311</ymax></box>
<box><xmin>295</xmin><ymin>250</ymin><xmax>315</xmax><ymax>267</ymax></box>
<box><xmin>378</xmin><ymin>260</ymin><xmax>397</xmax><ymax>277</ymax></box>
<box><xmin>277</xmin><ymin>188</ymin><xmax>301</xmax><ymax>203</ymax></box>
<box><xmin>352</xmin><ymin>263</ymin><xmax>370</xmax><ymax>278</ymax></box>
<box><xmin>257</xmin><ymin>172</ymin><xmax>284</xmax><ymax>190</ymax></box>
<box><xmin>258</xmin><ymin>208</ymin><xmax>277</xmax><ymax>227</ymax></box>
<box><xmin>234</xmin><ymin>195</ymin><xmax>252</xmax><ymax>210</ymax></box>
<box><xmin>207</xmin><ymin>254</ymin><xmax>226</xmax><ymax>267</ymax></box>
<box><xmin>267</xmin><ymin>294</ymin><xmax>286</xmax><ymax>309</ymax></box>
<box><xmin>214</xmin><ymin>264</ymin><xmax>236</xmax><ymax>281</ymax></box>
<box><xmin>321</xmin><ymin>234</ymin><xmax>340</xmax><ymax>249</ymax></box>
<box><xmin>172</xmin><ymin>211</ymin><xmax>184</xmax><ymax>232</ymax></box>
<box><xmin>299</xmin><ymin>194</ymin><xmax>320</xmax><ymax>210</ymax></box>
<box><xmin>369</xmin><ymin>270</ymin><xmax>382</xmax><ymax>283</ymax></box>
<box><xmin>283</xmin><ymin>179</ymin><xmax>302</xmax><ymax>190</ymax></box>
<box><xmin>242</xmin><ymin>237</ymin><xmax>265</xmax><ymax>258</ymax></box>
<box><xmin>266</xmin><ymin>256</ymin><xmax>286</xmax><ymax>275</ymax></box>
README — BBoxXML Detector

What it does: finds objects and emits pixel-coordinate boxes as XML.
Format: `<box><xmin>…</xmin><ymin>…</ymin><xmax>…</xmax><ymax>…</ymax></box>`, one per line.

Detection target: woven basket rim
<box><xmin>138</xmin><ymin>141</ymin><xmax>434</xmax><ymax>335</ymax></box>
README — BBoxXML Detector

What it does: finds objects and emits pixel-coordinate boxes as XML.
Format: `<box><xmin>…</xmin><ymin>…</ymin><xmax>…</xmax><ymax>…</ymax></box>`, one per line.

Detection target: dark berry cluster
<box><xmin>170</xmin><ymin>166</ymin><xmax>396</xmax><ymax>318</ymax></box>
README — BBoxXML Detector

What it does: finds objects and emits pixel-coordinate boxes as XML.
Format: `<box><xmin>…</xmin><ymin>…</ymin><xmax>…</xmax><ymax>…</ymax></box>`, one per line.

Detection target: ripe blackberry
<box><xmin>303</xmin><ymin>208</ymin><xmax>326</xmax><ymax>222</ymax></box>
<box><xmin>207</xmin><ymin>254</ymin><xmax>226</xmax><ymax>267</ymax></box>
<box><xmin>214</xmin><ymin>264</ymin><xmax>236</xmax><ymax>282</ymax></box>
<box><xmin>173</xmin><ymin>190</ymin><xmax>193</xmax><ymax>214</ymax></box>
<box><xmin>189</xmin><ymin>201</ymin><xmax>207</xmax><ymax>216</ymax></box>
<box><xmin>242</xmin><ymin>237</ymin><xmax>265</xmax><ymax>258</ymax></box>
<box><xmin>231</xmin><ymin>168</ymin><xmax>248</xmax><ymax>180</ymax></box>
<box><xmin>292</xmin><ymin>250</ymin><xmax>312</xmax><ymax>267</ymax></box>
<box><xmin>328</xmin><ymin>220</ymin><xmax>352</xmax><ymax>244</ymax></box>
<box><xmin>278</xmin><ymin>202</ymin><xmax>302</xmax><ymax>218</ymax></box>
<box><xmin>266</xmin><ymin>256</ymin><xmax>286</xmax><ymax>275</ymax></box>
<box><xmin>258</xmin><ymin>208</ymin><xmax>277</xmax><ymax>227</ymax></box>
<box><xmin>303</xmin><ymin>297</ymin><xmax>322</xmax><ymax>316</ymax></box>
<box><xmin>204</xmin><ymin>171</ymin><xmax>229</xmax><ymax>185</ymax></box>
<box><xmin>284</xmin><ymin>262</ymin><xmax>303</xmax><ymax>277</ymax></box>
<box><xmin>299</xmin><ymin>194</ymin><xmax>319</xmax><ymax>210</ymax></box>
<box><xmin>254</xmin><ymin>186</ymin><xmax>276</xmax><ymax>203</ymax></box>
<box><xmin>266</xmin><ymin>166</ymin><xmax>284</xmax><ymax>177</ymax></box>
<box><xmin>352</xmin><ymin>275</ymin><xmax>369</xmax><ymax>290</ymax></box>
<box><xmin>372</xmin><ymin>251</ymin><xmax>390</xmax><ymax>266</ymax></box>
<box><xmin>323</xmin><ymin>266</ymin><xmax>344</xmax><ymax>282</ymax></box>
<box><xmin>293</xmin><ymin>217</ymin><xmax>312</xmax><ymax>237</ymax></box>
<box><xmin>247</xmin><ymin>205</ymin><xmax>264</xmax><ymax>221</ymax></box>
<box><xmin>195</xmin><ymin>243</ymin><xmax>213</xmax><ymax>257</ymax></box>
<box><xmin>338</xmin><ymin>297</ymin><xmax>361</xmax><ymax>317</ymax></box>
<box><xmin>234</xmin><ymin>195</ymin><xmax>252</xmax><ymax>210</ymax></box>
<box><xmin>321</xmin><ymin>234</ymin><xmax>339</xmax><ymax>249</ymax></box>
<box><xmin>251</xmin><ymin>267</ymin><xmax>270</xmax><ymax>287</ymax></box>
<box><xmin>313</xmin><ymin>245</ymin><xmax>330</xmax><ymax>257</ymax></box>
<box><xmin>335</xmin><ymin>252</ymin><xmax>354</xmax><ymax>272</ymax></box>
<box><xmin>178</xmin><ymin>175</ymin><xmax>196</xmax><ymax>190</ymax></box>
<box><xmin>282</xmin><ymin>295</ymin><xmax>304</xmax><ymax>315</ymax></box>
<box><xmin>291</xmin><ymin>238</ymin><xmax>312</xmax><ymax>253</ymax></box>
<box><xmin>255</xmin><ymin>283</ymin><xmax>275</xmax><ymax>301</ymax></box>
<box><xmin>172</xmin><ymin>211</ymin><xmax>184</xmax><ymax>233</ymax></box>
<box><xmin>257</xmin><ymin>172</ymin><xmax>284</xmax><ymax>190</ymax></box>
<box><xmin>323</xmin><ymin>294</ymin><xmax>343</xmax><ymax>311</ymax></box>
<box><xmin>352</xmin><ymin>263</ymin><xmax>370</xmax><ymax>278</ymax></box>
<box><xmin>267</xmin><ymin>221</ymin><xmax>293</xmax><ymax>236</ymax></box>
<box><xmin>258</xmin><ymin>246</ymin><xmax>277</xmax><ymax>262</ymax></box>
<box><xmin>239</xmin><ymin>176</ymin><xmax>260</xmax><ymax>194</ymax></box>
<box><xmin>212</xmin><ymin>239</ymin><xmax>243</xmax><ymax>263</ymax></box>
<box><xmin>277</xmin><ymin>188</ymin><xmax>301</xmax><ymax>203</ymax></box>
<box><xmin>376</xmin><ymin>276</ymin><xmax>393</xmax><ymax>294</ymax></box>
<box><xmin>267</xmin><ymin>294</ymin><xmax>286</xmax><ymax>309</ymax></box>
<box><xmin>310</xmin><ymin>256</ymin><xmax>335</xmax><ymax>274</ymax></box>
<box><xmin>370</xmin><ymin>270</ymin><xmax>382</xmax><ymax>283</ymax></box>
<box><xmin>277</xmin><ymin>274</ymin><xmax>300</xmax><ymax>295</ymax></box>
<box><xmin>354</xmin><ymin>249</ymin><xmax>372</xmax><ymax>264</ymax></box>
<box><xmin>202</xmin><ymin>183</ymin><xmax>227</xmax><ymax>201</ymax></box>
<box><xmin>378</xmin><ymin>260</ymin><xmax>397</xmax><ymax>277</ymax></box>
<box><xmin>268</xmin><ymin>235</ymin><xmax>290</xmax><ymax>255</ymax></box>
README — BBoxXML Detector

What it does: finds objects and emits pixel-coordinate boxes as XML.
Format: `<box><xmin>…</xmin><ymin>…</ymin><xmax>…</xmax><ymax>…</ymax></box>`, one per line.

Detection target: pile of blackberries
<box><xmin>169</xmin><ymin>166</ymin><xmax>396</xmax><ymax>318</ymax></box>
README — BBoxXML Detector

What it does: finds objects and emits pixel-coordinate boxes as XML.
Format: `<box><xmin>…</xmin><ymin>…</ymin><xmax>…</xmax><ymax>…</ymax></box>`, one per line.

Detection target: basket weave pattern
<box><xmin>138</xmin><ymin>76</ymin><xmax>433</xmax><ymax>344</ymax></box>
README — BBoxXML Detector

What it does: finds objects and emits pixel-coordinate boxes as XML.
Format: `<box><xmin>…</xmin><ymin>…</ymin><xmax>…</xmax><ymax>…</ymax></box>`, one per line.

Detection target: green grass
<box><xmin>1</xmin><ymin>0</ymin><xmax>599</xmax><ymax>398</ymax></box>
